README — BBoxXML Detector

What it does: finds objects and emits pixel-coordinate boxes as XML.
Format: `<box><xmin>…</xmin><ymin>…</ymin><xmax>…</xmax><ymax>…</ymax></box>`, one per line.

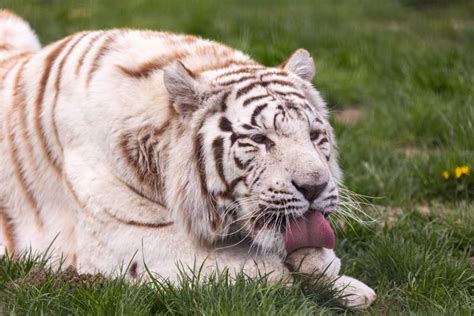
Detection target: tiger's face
<box><xmin>222</xmin><ymin>77</ymin><xmax>341</xmax><ymax>255</ymax></box>
<box><xmin>164</xmin><ymin>49</ymin><xmax>341</xmax><ymax>256</ymax></box>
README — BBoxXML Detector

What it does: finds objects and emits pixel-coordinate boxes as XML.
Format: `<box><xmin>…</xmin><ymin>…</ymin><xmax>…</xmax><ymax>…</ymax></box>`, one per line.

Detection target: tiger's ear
<box><xmin>280</xmin><ymin>49</ymin><xmax>315</xmax><ymax>82</ymax></box>
<box><xmin>163</xmin><ymin>61</ymin><xmax>201</xmax><ymax>116</ymax></box>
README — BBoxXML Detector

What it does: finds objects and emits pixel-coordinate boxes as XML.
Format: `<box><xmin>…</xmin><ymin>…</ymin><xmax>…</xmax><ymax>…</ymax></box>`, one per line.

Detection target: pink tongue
<box><xmin>284</xmin><ymin>211</ymin><xmax>335</xmax><ymax>254</ymax></box>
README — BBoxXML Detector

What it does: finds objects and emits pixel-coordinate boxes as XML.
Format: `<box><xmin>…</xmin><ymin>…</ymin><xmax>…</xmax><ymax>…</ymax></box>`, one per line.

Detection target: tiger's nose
<box><xmin>292</xmin><ymin>180</ymin><xmax>327</xmax><ymax>202</ymax></box>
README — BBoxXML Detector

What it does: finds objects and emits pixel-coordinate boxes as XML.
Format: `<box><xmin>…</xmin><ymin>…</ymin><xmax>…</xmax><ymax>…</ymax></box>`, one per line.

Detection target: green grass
<box><xmin>1</xmin><ymin>0</ymin><xmax>473</xmax><ymax>314</ymax></box>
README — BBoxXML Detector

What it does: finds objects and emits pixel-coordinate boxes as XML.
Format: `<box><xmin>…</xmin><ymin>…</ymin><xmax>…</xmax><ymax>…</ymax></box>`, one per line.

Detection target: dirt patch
<box><xmin>416</xmin><ymin>201</ymin><xmax>467</xmax><ymax>217</ymax></box>
<box><xmin>55</xmin><ymin>265</ymin><xmax>106</xmax><ymax>288</ymax></box>
<box><xmin>371</xmin><ymin>202</ymin><xmax>464</xmax><ymax>227</ymax></box>
<box><xmin>333</xmin><ymin>107</ymin><xmax>366</xmax><ymax>125</ymax></box>
<box><xmin>416</xmin><ymin>204</ymin><xmax>431</xmax><ymax>216</ymax></box>
<box><xmin>7</xmin><ymin>265</ymin><xmax>106</xmax><ymax>289</ymax></box>
<box><xmin>400</xmin><ymin>145</ymin><xmax>424</xmax><ymax>158</ymax></box>
<box><xmin>374</xmin><ymin>206</ymin><xmax>405</xmax><ymax>227</ymax></box>
<box><xmin>451</xmin><ymin>19</ymin><xmax>474</xmax><ymax>31</ymax></box>
<box><xmin>395</xmin><ymin>145</ymin><xmax>434</xmax><ymax>158</ymax></box>
<box><xmin>25</xmin><ymin>267</ymin><xmax>47</xmax><ymax>284</ymax></box>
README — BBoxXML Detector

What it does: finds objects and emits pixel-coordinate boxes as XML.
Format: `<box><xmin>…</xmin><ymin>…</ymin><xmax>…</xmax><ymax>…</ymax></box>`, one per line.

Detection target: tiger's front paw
<box><xmin>285</xmin><ymin>247</ymin><xmax>340</xmax><ymax>278</ymax></box>
<box><xmin>335</xmin><ymin>275</ymin><xmax>376</xmax><ymax>310</ymax></box>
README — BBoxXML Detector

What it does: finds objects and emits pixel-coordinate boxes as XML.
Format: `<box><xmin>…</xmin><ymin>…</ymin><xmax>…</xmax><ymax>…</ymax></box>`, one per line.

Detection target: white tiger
<box><xmin>0</xmin><ymin>10</ymin><xmax>375</xmax><ymax>309</ymax></box>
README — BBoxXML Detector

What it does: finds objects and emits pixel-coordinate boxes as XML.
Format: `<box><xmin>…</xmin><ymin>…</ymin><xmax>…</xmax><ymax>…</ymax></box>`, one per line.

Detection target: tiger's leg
<box><xmin>285</xmin><ymin>248</ymin><xmax>376</xmax><ymax>309</ymax></box>
<box><xmin>211</xmin><ymin>244</ymin><xmax>292</xmax><ymax>285</ymax></box>
<box><xmin>139</xmin><ymin>240</ymin><xmax>292</xmax><ymax>285</ymax></box>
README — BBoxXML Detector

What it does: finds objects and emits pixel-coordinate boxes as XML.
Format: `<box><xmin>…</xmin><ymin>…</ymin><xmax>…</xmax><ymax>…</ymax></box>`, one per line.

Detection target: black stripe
<box><xmin>195</xmin><ymin>133</ymin><xmax>210</xmax><ymax>197</ymax></box>
<box><xmin>246</xmin><ymin>157</ymin><xmax>255</xmax><ymax>168</ymax></box>
<box><xmin>273</xmin><ymin>113</ymin><xmax>279</xmax><ymax>130</ymax></box>
<box><xmin>322</xmin><ymin>195</ymin><xmax>337</xmax><ymax>202</ymax></box>
<box><xmin>233</xmin><ymin>155</ymin><xmax>253</xmax><ymax>170</ymax></box>
<box><xmin>236</xmin><ymin>81</ymin><xmax>259</xmax><ymax>99</ymax></box>
<box><xmin>212</xmin><ymin>137</ymin><xmax>228</xmax><ymax>188</ymax></box>
<box><xmin>228</xmin><ymin>176</ymin><xmax>245</xmax><ymax>193</ymax></box>
<box><xmin>219</xmin><ymin>75</ymin><xmax>255</xmax><ymax>86</ymax></box>
<box><xmin>220</xmin><ymin>90</ymin><xmax>230</xmax><ymax>112</ymax></box>
<box><xmin>242</xmin><ymin>94</ymin><xmax>269</xmax><ymax>107</ymax></box>
<box><xmin>241</xmin><ymin>124</ymin><xmax>257</xmax><ymax>130</ymax></box>
<box><xmin>233</xmin><ymin>154</ymin><xmax>245</xmax><ymax>169</ymax></box>
<box><xmin>259</xmin><ymin>70</ymin><xmax>287</xmax><ymax>80</ymax></box>
<box><xmin>274</xmin><ymin>91</ymin><xmax>305</xmax><ymax>99</ymax></box>
<box><xmin>230</xmin><ymin>133</ymin><xmax>246</xmax><ymax>145</ymax></box>
<box><xmin>215</xmin><ymin>67</ymin><xmax>260</xmax><ymax>79</ymax></box>
<box><xmin>194</xmin><ymin>130</ymin><xmax>220</xmax><ymax>229</ymax></box>
<box><xmin>251</xmin><ymin>104</ymin><xmax>267</xmax><ymax>126</ymax></box>
<box><xmin>269</xmin><ymin>188</ymin><xmax>292</xmax><ymax>195</ymax></box>
<box><xmin>286</xmin><ymin>104</ymin><xmax>305</xmax><ymax>120</ymax></box>
<box><xmin>123</xmin><ymin>180</ymin><xmax>164</xmax><ymax>205</ymax></box>
<box><xmin>219</xmin><ymin>116</ymin><xmax>233</xmax><ymax>132</ymax></box>
<box><xmin>250</xmin><ymin>167</ymin><xmax>265</xmax><ymax>188</ymax></box>
<box><xmin>276</xmin><ymin>105</ymin><xmax>287</xmax><ymax>123</ymax></box>
<box><xmin>287</xmin><ymin>104</ymin><xmax>303</xmax><ymax>113</ymax></box>
<box><xmin>317</xmin><ymin>137</ymin><xmax>328</xmax><ymax>146</ymax></box>
<box><xmin>261</xmin><ymin>80</ymin><xmax>294</xmax><ymax>88</ymax></box>
<box><xmin>259</xmin><ymin>204</ymin><xmax>305</xmax><ymax>212</ymax></box>
<box><xmin>301</xmin><ymin>102</ymin><xmax>314</xmax><ymax>113</ymax></box>
<box><xmin>243</xmin><ymin>149</ymin><xmax>258</xmax><ymax>154</ymax></box>
<box><xmin>237</xmin><ymin>142</ymin><xmax>256</xmax><ymax>148</ymax></box>
<box><xmin>261</xmin><ymin>197</ymin><xmax>300</xmax><ymax>205</ymax></box>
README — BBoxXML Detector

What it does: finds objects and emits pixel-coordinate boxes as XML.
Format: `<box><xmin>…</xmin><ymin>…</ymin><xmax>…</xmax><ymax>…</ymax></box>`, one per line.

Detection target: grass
<box><xmin>1</xmin><ymin>0</ymin><xmax>473</xmax><ymax>314</ymax></box>
<box><xmin>1</xmin><ymin>253</ymin><xmax>347</xmax><ymax>315</ymax></box>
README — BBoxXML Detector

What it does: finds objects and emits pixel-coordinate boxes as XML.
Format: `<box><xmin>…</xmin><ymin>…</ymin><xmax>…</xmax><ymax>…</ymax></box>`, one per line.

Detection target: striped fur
<box><xmin>0</xmin><ymin>10</ymin><xmax>376</xmax><ymax>309</ymax></box>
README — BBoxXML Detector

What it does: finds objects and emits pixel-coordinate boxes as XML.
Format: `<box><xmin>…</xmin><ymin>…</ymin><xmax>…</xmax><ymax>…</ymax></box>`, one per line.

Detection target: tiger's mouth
<box><xmin>253</xmin><ymin>209</ymin><xmax>336</xmax><ymax>254</ymax></box>
<box><xmin>284</xmin><ymin>209</ymin><xmax>335</xmax><ymax>254</ymax></box>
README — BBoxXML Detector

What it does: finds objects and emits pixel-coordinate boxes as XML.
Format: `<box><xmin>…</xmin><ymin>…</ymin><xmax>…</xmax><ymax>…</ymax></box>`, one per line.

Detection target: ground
<box><xmin>1</xmin><ymin>0</ymin><xmax>473</xmax><ymax>314</ymax></box>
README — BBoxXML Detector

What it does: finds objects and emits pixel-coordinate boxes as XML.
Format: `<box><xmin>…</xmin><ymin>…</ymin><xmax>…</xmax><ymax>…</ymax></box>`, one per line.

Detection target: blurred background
<box><xmin>3</xmin><ymin>0</ymin><xmax>473</xmax><ymax>206</ymax></box>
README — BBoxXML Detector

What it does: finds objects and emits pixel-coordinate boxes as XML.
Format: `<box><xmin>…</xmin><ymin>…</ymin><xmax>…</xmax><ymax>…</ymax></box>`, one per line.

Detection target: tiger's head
<box><xmin>164</xmin><ymin>49</ymin><xmax>341</xmax><ymax>256</ymax></box>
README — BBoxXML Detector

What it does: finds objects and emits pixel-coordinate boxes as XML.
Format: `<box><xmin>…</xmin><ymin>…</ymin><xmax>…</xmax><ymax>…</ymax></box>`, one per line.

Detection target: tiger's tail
<box><xmin>0</xmin><ymin>9</ymin><xmax>41</xmax><ymax>56</ymax></box>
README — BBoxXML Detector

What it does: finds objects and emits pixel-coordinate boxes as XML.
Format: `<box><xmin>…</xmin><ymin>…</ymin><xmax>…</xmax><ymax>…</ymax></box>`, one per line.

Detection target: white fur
<box><xmin>0</xmin><ymin>10</ymin><xmax>40</xmax><ymax>57</ymax></box>
<box><xmin>0</xmin><ymin>12</ymin><xmax>375</xmax><ymax>309</ymax></box>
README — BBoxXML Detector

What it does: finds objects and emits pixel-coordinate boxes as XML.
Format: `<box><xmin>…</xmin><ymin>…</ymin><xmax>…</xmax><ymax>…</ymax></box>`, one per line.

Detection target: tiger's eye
<box><xmin>310</xmin><ymin>130</ymin><xmax>320</xmax><ymax>141</ymax></box>
<box><xmin>250</xmin><ymin>134</ymin><xmax>275</xmax><ymax>149</ymax></box>
<box><xmin>250</xmin><ymin>134</ymin><xmax>268</xmax><ymax>144</ymax></box>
